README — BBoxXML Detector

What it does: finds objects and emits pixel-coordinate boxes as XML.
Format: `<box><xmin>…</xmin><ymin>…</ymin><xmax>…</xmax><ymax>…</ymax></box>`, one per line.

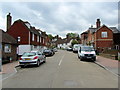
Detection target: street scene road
<box><xmin>2</xmin><ymin>50</ymin><xmax>118</xmax><ymax>88</ymax></box>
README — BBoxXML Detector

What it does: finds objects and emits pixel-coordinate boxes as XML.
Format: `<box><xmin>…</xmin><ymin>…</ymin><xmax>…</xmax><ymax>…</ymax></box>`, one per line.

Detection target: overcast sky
<box><xmin>0</xmin><ymin>1</ymin><xmax>118</xmax><ymax>38</ymax></box>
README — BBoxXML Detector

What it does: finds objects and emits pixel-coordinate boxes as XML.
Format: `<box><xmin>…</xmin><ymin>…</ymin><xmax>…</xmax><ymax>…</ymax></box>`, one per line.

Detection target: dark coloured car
<box><xmin>43</xmin><ymin>49</ymin><xmax>54</xmax><ymax>56</ymax></box>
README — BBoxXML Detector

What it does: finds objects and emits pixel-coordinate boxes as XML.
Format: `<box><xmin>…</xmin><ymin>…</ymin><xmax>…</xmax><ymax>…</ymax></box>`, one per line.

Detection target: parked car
<box><xmin>53</xmin><ymin>48</ymin><xmax>58</xmax><ymax>52</ymax></box>
<box><xmin>78</xmin><ymin>46</ymin><xmax>96</xmax><ymax>61</ymax></box>
<box><xmin>67</xmin><ymin>47</ymin><xmax>73</xmax><ymax>51</ymax></box>
<box><xmin>43</xmin><ymin>49</ymin><xmax>54</xmax><ymax>56</ymax></box>
<box><xmin>51</xmin><ymin>48</ymin><xmax>55</xmax><ymax>55</ymax></box>
<box><xmin>73</xmin><ymin>44</ymin><xmax>79</xmax><ymax>53</ymax></box>
<box><xmin>19</xmin><ymin>50</ymin><xmax>46</xmax><ymax>68</ymax></box>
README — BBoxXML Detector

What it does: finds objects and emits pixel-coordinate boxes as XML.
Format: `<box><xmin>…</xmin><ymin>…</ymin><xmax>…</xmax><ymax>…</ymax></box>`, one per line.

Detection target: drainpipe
<box><xmin>29</xmin><ymin>31</ymin><xmax>31</xmax><ymax>50</ymax></box>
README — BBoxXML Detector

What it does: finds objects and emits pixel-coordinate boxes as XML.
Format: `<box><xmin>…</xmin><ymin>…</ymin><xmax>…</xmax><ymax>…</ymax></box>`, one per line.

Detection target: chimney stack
<box><xmin>66</xmin><ymin>34</ymin><xmax>70</xmax><ymax>39</ymax></box>
<box><xmin>7</xmin><ymin>13</ymin><xmax>12</xmax><ymax>30</ymax></box>
<box><xmin>96</xmin><ymin>19</ymin><xmax>101</xmax><ymax>28</ymax></box>
<box><xmin>56</xmin><ymin>35</ymin><xmax>59</xmax><ymax>39</ymax></box>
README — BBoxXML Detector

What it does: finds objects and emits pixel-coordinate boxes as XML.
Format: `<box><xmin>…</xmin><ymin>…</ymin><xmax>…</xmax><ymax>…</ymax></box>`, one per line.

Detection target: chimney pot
<box><xmin>96</xmin><ymin>19</ymin><xmax>101</xmax><ymax>28</ymax></box>
<box><xmin>7</xmin><ymin>13</ymin><xmax>12</xmax><ymax>31</ymax></box>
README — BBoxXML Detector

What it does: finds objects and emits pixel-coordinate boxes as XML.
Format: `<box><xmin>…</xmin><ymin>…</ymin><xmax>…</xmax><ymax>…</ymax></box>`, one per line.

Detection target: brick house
<box><xmin>7</xmin><ymin>13</ymin><xmax>48</xmax><ymax>55</ymax></box>
<box><xmin>0</xmin><ymin>29</ymin><xmax>18</xmax><ymax>63</ymax></box>
<box><xmin>57</xmin><ymin>35</ymin><xmax>81</xmax><ymax>49</ymax></box>
<box><xmin>81</xmin><ymin>31</ymin><xmax>88</xmax><ymax>45</ymax></box>
<box><xmin>81</xmin><ymin>19</ymin><xmax>120</xmax><ymax>52</ymax></box>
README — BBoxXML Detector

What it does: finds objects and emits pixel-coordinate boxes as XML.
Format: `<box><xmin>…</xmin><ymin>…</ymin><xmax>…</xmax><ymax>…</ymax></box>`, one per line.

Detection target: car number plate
<box><xmin>25</xmin><ymin>58</ymin><xmax>31</xmax><ymax>60</ymax></box>
<box><xmin>87</xmin><ymin>57</ymin><xmax>91</xmax><ymax>59</ymax></box>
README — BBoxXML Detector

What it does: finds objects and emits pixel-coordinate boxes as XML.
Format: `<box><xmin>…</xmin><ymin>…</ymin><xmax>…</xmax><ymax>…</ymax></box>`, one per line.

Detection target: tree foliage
<box><xmin>71</xmin><ymin>39</ymin><xmax>79</xmax><ymax>46</ymax></box>
<box><xmin>48</xmin><ymin>34</ymin><xmax>53</xmax><ymax>40</ymax></box>
<box><xmin>67</xmin><ymin>33</ymin><xmax>79</xmax><ymax>38</ymax></box>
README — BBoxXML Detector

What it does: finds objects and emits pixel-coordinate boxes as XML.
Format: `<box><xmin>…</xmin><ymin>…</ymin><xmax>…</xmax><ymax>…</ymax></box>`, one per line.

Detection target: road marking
<box><xmin>58</xmin><ymin>55</ymin><xmax>65</xmax><ymax>66</ymax></box>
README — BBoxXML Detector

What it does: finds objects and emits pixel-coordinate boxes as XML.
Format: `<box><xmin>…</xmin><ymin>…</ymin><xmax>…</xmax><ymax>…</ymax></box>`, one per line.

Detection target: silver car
<box><xmin>19</xmin><ymin>50</ymin><xmax>46</xmax><ymax>68</ymax></box>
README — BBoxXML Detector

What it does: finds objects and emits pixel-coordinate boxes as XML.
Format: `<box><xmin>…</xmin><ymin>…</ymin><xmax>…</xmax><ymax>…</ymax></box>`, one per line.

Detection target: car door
<box><xmin>42</xmin><ymin>52</ymin><xmax>46</xmax><ymax>61</ymax></box>
<box><xmin>37</xmin><ymin>52</ymin><xmax>43</xmax><ymax>62</ymax></box>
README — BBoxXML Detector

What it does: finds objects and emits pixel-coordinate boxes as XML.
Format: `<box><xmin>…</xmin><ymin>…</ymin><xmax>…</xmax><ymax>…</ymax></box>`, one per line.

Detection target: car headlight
<box><xmin>93</xmin><ymin>54</ymin><xmax>96</xmax><ymax>56</ymax></box>
<box><xmin>81</xmin><ymin>54</ymin><xmax>84</xmax><ymax>56</ymax></box>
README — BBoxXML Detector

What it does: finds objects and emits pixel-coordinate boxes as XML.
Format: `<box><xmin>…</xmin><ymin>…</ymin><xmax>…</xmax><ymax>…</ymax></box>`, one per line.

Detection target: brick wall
<box><xmin>94</xmin><ymin>25</ymin><xmax>113</xmax><ymax>52</ymax></box>
<box><xmin>7</xmin><ymin>21</ymin><xmax>29</xmax><ymax>44</ymax></box>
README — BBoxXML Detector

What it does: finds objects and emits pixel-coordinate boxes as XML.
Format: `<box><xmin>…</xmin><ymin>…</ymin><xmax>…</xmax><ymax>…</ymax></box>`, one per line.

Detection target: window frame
<box><xmin>4</xmin><ymin>44</ymin><xmax>11</xmax><ymax>53</ymax></box>
<box><xmin>101</xmin><ymin>32</ymin><xmax>108</xmax><ymax>38</ymax></box>
<box><xmin>32</xmin><ymin>33</ymin><xmax>34</xmax><ymax>41</ymax></box>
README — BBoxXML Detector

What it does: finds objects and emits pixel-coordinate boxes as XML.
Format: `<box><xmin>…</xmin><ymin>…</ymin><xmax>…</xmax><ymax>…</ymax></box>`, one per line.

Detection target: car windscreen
<box><xmin>22</xmin><ymin>52</ymin><xmax>36</xmax><ymax>57</ymax></box>
<box><xmin>74</xmin><ymin>46</ymin><xmax>78</xmax><ymax>48</ymax></box>
<box><xmin>44</xmin><ymin>49</ymin><xmax>51</xmax><ymax>52</ymax></box>
<box><xmin>81</xmin><ymin>47</ymin><xmax>94</xmax><ymax>51</ymax></box>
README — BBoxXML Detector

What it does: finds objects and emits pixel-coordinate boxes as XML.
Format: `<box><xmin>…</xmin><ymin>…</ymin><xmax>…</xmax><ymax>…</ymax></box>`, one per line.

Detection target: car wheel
<box><xmin>20</xmin><ymin>65</ymin><xmax>24</xmax><ymax>68</ymax></box>
<box><xmin>43</xmin><ymin>59</ymin><xmax>46</xmax><ymax>63</ymax></box>
<box><xmin>78</xmin><ymin>55</ymin><xmax>80</xmax><ymax>59</ymax></box>
<box><xmin>43</xmin><ymin>57</ymin><xmax>46</xmax><ymax>63</ymax></box>
<box><xmin>93</xmin><ymin>58</ymin><xmax>96</xmax><ymax>62</ymax></box>
<box><xmin>80</xmin><ymin>58</ymin><xmax>83</xmax><ymax>61</ymax></box>
<box><xmin>36</xmin><ymin>60</ymin><xmax>40</xmax><ymax>67</ymax></box>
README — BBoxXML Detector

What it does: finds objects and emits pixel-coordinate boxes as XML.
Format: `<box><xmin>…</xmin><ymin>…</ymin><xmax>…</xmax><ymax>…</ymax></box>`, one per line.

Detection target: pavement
<box><xmin>0</xmin><ymin>61</ymin><xmax>19</xmax><ymax>80</ymax></box>
<box><xmin>95</xmin><ymin>56</ymin><xmax>119</xmax><ymax>76</ymax></box>
<box><xmin>0</xmin><ymin>54</ymin><xmax>119</xmax><ymax>81</ymax></box>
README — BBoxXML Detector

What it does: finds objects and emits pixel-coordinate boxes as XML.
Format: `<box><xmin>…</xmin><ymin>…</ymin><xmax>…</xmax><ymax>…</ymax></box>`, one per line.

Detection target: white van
<box><xmin>73</xmin><ymin>44</ymin><xmax>80</xmax><ymax>53</ymax></box>
<box><xmin>78</xmin><ymin>46</ymin><xmax>96</xmax><ymax>61</ymax></box>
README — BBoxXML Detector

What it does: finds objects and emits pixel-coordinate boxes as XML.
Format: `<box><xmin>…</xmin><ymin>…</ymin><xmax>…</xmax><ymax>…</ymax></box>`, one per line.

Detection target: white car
<box><xmin>73</xmin><ymin>44</ymin><xmax>79</xmax><ymax>53</ymax></box>
<box><xmin>19</xmin><ymin>50</ymin><xmax>46</xmax><ymax>68</ymax></box>
<box><xmin>78</xmin><ymin>46</ymin><xmax>96</xmax><ymax>61</ymax></box>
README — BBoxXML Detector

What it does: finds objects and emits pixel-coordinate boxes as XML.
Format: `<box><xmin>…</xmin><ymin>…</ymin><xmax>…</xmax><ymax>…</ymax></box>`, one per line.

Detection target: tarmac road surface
<box><xmin>2</xmin><ymin>50</ymin><xmax>118</xmax><ymax>88</ymax></box>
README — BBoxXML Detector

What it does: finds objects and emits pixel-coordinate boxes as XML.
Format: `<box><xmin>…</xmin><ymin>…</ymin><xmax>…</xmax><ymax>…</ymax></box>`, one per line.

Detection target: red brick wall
<box><xmin>87</xmin><ymin>30</ymin><xmax>93</xmax><ymax>43</ymax></box>
<box><xmin>7</xmin><ymin>21</ymin><xmax>29</xmax><ymax>44</ymax></box>
<box><xmin>81</xmin><ymin>33</ymin><xmax>88</xmax><ymax>44</ymax></box>
<box><xmin>94</xmin><ymin>25</ymin><xmax>113</xmax><ymax>51</ymax></box>
<box><xmin>96</xmin><ymin>41</ymin><xmax>113</xmax><ymax>48</ymax></box>
<box><xmin>96</xmin><ymin>26</ymin><xmax>113</xmax><ymax>40</ymax></box>
<box><xmin>7</xmin><ymin>21</ymin><xmax>41</xmax><ymax>46</ymax></box>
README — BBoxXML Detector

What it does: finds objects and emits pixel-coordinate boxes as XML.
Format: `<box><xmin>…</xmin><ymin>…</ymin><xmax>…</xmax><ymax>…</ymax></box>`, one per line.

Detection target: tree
<box><xmin>67</xmin><ymin>33</ymin><xmax>79</xmax><ymax>38</ymax></box>
<box><xmin>48</xmin><ymin>34</ymin><xmax>53</xmax><ymax>40</ymax></box>
<box><xmin>71</xmin><ymin>39</ymin><xmax>79</xmax><ymax>46</ymax></box>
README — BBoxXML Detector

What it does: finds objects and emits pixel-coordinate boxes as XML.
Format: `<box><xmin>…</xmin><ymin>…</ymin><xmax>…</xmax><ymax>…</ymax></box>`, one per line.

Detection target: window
<box><xmin>17</xmin><ymin>36</ymin><xmax>21</xmax><ymax>42</ymax></box>
<box><xmin>101</xmin><ymin>32</ymin><xmax>108</xmax><ymax>38</ymax></box>
<box><xmin>4</xmin><ymin>44</ymin><xmax>11</xmax><ymax>53</ymax></box>
<box><xmin>40</xmin><ymin>37</ymin><xmax>41</xmax><ymax>43</ymax></box>
<box><xmin>43</xmin><ymin>38</ymin><xmax>44</xmax><ymax>44</ymax></box>
<box><xmin>115</xmin><ymin>45</ymin><xmax>119</xmax><ymax>50</ymax></box>
<box><xmin>37</xmin><ymin>36</ymin><xmax>39</xmax><ymax>42</ymax></box>
<box><xmin>32</xmin><ymin>33</ymin><xmax>34</xmax><ymax>41</ymax></box>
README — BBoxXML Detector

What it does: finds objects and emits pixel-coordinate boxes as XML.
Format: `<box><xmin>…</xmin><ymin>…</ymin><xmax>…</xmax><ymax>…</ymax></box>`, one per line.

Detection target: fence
<box><xmin>118</xmin><ymin>52</ymin><xmax>120</xmax><ymax>61</ymax></box>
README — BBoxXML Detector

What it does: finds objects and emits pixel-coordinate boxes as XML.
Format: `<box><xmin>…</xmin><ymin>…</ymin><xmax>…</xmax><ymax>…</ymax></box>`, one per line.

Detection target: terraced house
<box><xmin>7</xmin><ymin>13</ymin><xmax>50</xmax><ymax>56</ymax></box>
<box><xmin>81</xmin><ymin>19</ymin><xmax>120</xmax><ymax>52</ymax></box>
<box><xmin>0</xmin><ymin>29</ymin><xmax>18</xmax><ymax>63</ymax></box>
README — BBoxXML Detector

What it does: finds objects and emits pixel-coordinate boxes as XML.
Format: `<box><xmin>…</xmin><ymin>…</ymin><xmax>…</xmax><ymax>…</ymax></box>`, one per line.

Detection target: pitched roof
<box><xmin>0</xmin><ymin>29</ymin><xmax>17</xmax><ymax>44</ymax></box>
<box><xmin>15</xmin><ymin>19</ymin><xmax>40</xmax><ymax>36</ymax></box>
<box><xmin>88</xmin><ymin>27</ymin><xmax>97</xmax><ymax>33</ymax></box>
<box><xmin>89</xmin><ymin>25</ymin><xmax>120</xmax><ymax>34</ymax></box>
<box><xmin>81</xmin><ymin>31</ymin><xmax>88</xmax><ymax>35</ymax></box>
<box><xmin>109</xmin><ymin>27</ymin><xmax>120</xmax><ymax>33</ymax></box>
